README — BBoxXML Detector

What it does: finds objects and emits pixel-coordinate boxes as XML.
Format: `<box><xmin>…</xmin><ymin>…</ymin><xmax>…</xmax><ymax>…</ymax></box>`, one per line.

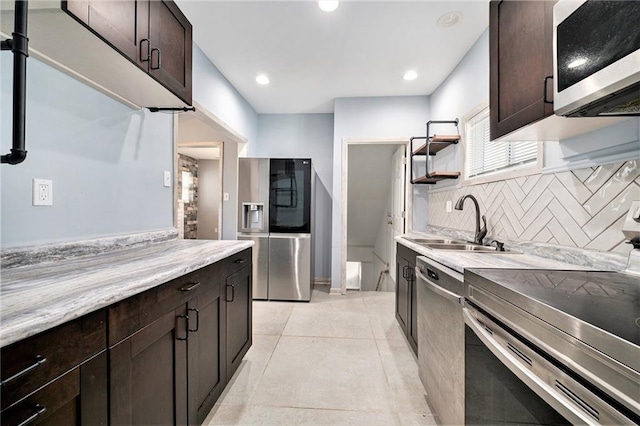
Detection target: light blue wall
<box><xmin>428</xmin><ymin>28</ymin><xmax>639</xmax><ymax>179</ymax></box>
<box><xmin>331</xmin><ymin>96</ymin><xmax>430</xmax><ymax>289</ymax></box>
<box><xmin>192</xmin><ymin>44</ymin><xmax>258</xmax><ymax>144</ymax></box>
<box><xmin>192</xmin><ymin>43</ymin><xmax>259</xmax><ymax>240</ymax></box>
<box><xmin>254</xmin><ymin>113</ymin><xmax>334</xmax><ymax>279</ymax></box>
<box><xmin>1</xmin><ymin>57</ymin><xmax>174</xmax><ymax>247</ymax></box>
<box><xmin>429</xmin><ymin>29</ymin><xmax>489</xmax><ymax>193</ymax></box>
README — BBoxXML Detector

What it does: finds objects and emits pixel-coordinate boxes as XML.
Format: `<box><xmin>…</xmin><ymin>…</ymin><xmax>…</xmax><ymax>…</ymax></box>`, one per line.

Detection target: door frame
<box><xmin>340</xmin><ymin>138</ymin><xmax>410</xmax><ymax>295</ymax></box>
<box><xmin>173</xmin><ymin>101</ymin><xmax>247</xmax><ymax>239</ymax></box>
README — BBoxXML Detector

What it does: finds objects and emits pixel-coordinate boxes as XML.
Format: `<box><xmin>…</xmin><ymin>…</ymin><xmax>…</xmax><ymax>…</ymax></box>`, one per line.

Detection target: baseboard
<box><xmin>313</xmin><ymin>277</ymin><xmax>331</xmax><ymax>286</ymax></box>
<box><xmin>329</xmin><ymin>287</ymin><xmax>343</xmax><ymax>296</ymax></box>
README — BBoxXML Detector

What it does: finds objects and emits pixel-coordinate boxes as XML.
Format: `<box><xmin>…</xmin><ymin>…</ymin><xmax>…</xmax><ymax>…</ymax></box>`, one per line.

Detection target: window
<box><xmin>465</xmin><ymin>107</ymin><xmax>538</xmax><ymax>179</ymax></box>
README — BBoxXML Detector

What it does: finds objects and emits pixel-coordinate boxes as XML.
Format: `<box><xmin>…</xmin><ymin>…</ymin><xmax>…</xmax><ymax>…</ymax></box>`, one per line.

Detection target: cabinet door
<box><xmin>408</xmin><ymin>262</ymin><xmax>418</xmax><ymax>355</ymax></box>
<box><xmin>187</xmin><ymin>281</ymin><xmax>226</xmax><ymax>425</ymax></box>
<box><xmin>64</xmin><ymin>0</ymin><xmax>150</xmax><ymax>70</ymax></box>
<box><xmin>395</xmin><ymin>256</ymin><xmax>410</xmax><ymax>334</ymax></box>
<box><xmin>490</xmin><ymin>0</ymin><xmax>555</xmax><ymax>140</ymax></box>
<box><xmin>225</xmin><ymin>266</ymin><xmax>252</xmax><ymax>379</ymax></box>
<box><xmin>149</xmin><ymin>0</ymin><xmax>193</xmax><ymax>105</ymax></box>
<box><xmin>110</xmin><ymin>307</ymin><xmax>188</xmax><ymax>426</ymax></box>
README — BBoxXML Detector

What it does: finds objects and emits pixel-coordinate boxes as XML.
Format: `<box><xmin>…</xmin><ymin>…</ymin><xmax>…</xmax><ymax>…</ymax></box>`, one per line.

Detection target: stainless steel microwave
<box><xmin>553</xmin><ymin>0</ymin><xmax>640</xmax><ymax>117</ymax></box>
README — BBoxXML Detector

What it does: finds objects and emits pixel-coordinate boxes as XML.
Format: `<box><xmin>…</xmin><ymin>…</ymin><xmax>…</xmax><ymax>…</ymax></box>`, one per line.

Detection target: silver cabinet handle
<box><xmin>415</xmin><ymin>267</ymin><xmax>463</xmax><ymax>304</ymax></box>
<box><xmin>180</xmin><ymin>282</ymin><xmax>201</xmax><ymax>292</ymax></box>
<box><xmin>1</xmin><ymin>355</ymin><xmax>47</xmax><ymax>386</ymax></box>
<box><xmin>16</xmin><ymin>404</ymin><xmax>46</xmax><ymax>426</ymax></box>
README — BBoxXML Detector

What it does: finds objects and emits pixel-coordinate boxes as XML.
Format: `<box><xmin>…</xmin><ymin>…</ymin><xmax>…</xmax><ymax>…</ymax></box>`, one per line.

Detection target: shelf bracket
<box><xmin>148</xmin><ymin>106</ymin><xmax>196</xmax><ymax>113</ymax></box>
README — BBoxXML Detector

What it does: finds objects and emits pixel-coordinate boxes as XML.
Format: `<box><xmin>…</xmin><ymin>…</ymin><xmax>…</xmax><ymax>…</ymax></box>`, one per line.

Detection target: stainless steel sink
<box><xmin>405</xmin><ymin>237</ymin><xmax>466</xmax><ymax>245</ymax></box>
<box><xmin>424</xmin><ymin>243</ymin><xmax>517</xmax><ymax>253</ymax></box>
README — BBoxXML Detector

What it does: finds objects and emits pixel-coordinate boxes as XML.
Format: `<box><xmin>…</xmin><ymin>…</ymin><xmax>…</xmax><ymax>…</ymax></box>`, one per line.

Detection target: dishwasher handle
<box><xmin>415</xmin><ymin>267</ymin><xmax>463</xmax><ymax>305</ymax></box>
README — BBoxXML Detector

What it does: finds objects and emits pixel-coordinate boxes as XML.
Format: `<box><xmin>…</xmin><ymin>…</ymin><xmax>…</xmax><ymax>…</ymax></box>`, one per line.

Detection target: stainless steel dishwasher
<box><xmin>415</xmin><ymin>256</ymin><xmax>465</xmax><ymax>425</ymax></box>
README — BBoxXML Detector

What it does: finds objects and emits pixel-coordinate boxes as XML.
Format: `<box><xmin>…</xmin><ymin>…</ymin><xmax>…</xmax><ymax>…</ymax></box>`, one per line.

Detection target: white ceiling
<box><xmin>177</xmin><ymin>146</ymin><xmax>220</xmax><ymax>160</ymax></box>
<box><xmin>176</xmin><ymin>1</ymin><xmax>489</xmax><ymax>114</ymax></box>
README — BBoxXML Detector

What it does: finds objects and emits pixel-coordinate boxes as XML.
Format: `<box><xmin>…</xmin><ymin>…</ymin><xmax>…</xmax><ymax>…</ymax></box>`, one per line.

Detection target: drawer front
<box><xmin>1</xmin><ymin>309</ymin><xmax>106</xmax><ymax>410</ymax></box>
<box><xmin>223</xmin><ymin>248</ymin><xmax>252</xmax><ymax>277</ymax></box>
<box><xmin>397</xmin><ymin>243</ymin><xmax>418</xmax><ymax>266</ymax></box>
<box><xmin>108</xmin><ymin>262</ymin><xmax>221</xmax><ymax>346</ymax></box>
<box><xmin>1</xmin><ymin>367</ymin><xmax>80</xmax><ymax>426</ymax></box>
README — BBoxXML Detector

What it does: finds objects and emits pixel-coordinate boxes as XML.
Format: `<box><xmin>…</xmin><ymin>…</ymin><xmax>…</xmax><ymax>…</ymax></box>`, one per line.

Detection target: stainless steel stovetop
<box><xmin>467</xmin><ymin>269</ymin><xmax>639</xmax><ymax>348</ymax></box>
<box><xmin>465</xmin><ymin>268</ymin><xmax>640</xmax><ymax>421</ymax></box>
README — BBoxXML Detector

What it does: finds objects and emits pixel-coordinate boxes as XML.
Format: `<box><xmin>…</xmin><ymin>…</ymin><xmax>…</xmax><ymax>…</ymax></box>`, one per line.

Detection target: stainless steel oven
<box><xmin>553</xmin><ymin>0</ymin><xmax>640</xmax><ymax>117</ymax></box>
<box><xmin>464</xmin><ymin>269</ymin><xmax>639</xmax><ymax>425</ymax></box>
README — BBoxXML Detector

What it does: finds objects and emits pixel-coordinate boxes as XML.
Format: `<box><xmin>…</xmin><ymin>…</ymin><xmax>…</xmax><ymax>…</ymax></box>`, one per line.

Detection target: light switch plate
<box><xmin>33</xmin><ymin>178</ymin><xmax>53</xmax><ymax>206</ymax></box>
<box><xmin>163</xmin><ymin>171</ymin><xmax>171</xmax><ymax>187</ymax></box>
<box><xmin>446</xmin><ymin>200</ymin><xmax>452</xmax><ymax>213</ymax></box>
<box><xmin>223</xmin><ymin>192</ymin><xmax>230</xmax><ymax>201</ymax></box>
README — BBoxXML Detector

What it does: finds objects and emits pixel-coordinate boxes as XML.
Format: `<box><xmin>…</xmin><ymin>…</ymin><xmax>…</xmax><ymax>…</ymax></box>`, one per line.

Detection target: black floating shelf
<box><xmin>411</xmin><ymin>172</ymin><xmax>461</xmax><ymax>185</ymax></box>
<box><xmin>412</xmin><ymin>135</ymin><xmax>460</xmax><ymax>156</ymax></box>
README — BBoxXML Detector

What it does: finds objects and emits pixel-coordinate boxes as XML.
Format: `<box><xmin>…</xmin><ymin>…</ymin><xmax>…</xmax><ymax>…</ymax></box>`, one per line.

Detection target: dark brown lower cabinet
<box><xmin>2</xmin><ymin>249</ymin><xmax>251</xmax><ymax>426</ymax></box>
<box><xmin>109</xmin><ymin>248</ymin><xmax>252</xmax><ymax>425</ymax></box>
<box><xmin>188</xmin><ymin>280</ymin><xmax>226</xmax><ymax>425</ymax></box>
<box><xmin>0</xmin><ymin>352</ymin><xmax>107</xmax><ymax>426</ymax></box>
<box><xmin>109</xmin><ymin>308</ymin><xmax>188</xmax><ymax>425</ymax></box>
<box><xmin>225</xmin><ymin>266</ymin><xmax>252</xmax><ymax>379</ymax></box>
<box><xmin>396</xmin><ymin>243</ymin><xmax>418</xmax><ymax>355</ymax></box>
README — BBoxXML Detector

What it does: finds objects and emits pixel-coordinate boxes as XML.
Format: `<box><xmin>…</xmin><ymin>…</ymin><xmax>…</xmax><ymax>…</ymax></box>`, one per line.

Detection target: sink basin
<box><xmin>424</xmin><ymin>243</ymin><xmax>516</xmax><ymax>253</ymax></box>
<box><xmin>405</xmin><ymin>237</ymin><xmax>466</xmax><ymax>245</ymax></box>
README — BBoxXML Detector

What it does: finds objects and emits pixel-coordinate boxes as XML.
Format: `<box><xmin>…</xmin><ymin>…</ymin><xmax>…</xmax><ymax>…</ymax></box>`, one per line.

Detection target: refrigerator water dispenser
<box><xmin>242</xmin><ymin>203</ymin><xmax>264</xmax><ymax>230</ymax></box>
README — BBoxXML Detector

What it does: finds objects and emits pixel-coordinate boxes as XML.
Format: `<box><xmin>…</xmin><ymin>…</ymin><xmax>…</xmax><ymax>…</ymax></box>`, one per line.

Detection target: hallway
<box><xmin>203</xmin><ymin>287</ymin><xmax>436</xmax><ymax>425</ymax></box>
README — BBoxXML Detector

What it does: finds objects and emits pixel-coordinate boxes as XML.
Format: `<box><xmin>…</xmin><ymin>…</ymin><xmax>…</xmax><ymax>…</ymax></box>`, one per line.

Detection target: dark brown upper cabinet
<box><xmin>490</xmin><ymin>0</ymin><xmax>555</xmax><ymax>141</ymax></box>
<box><xmin>148</xmin><ymin>0</ymin><xmax>193</xmax><ymax>105</ymax></box>
<box><xmin>62</xmin><ymin>0</ymin><xmax>192</xmax><ymax>105</ymax></box>
<box><xmin>1</xmin><ymin>1</ymin><xmax>193</xmax><ymax>108</ymax></box>
<box><xmin>85</xmin><ymin>0</ymin><xmax>151</xmax><ymax>71</ymax></box>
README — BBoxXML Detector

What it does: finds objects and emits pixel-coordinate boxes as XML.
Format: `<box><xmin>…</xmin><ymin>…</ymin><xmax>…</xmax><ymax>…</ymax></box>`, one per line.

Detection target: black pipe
<box><xmin>1</xmin><ymin>0</ymin><xmax>28</xmax><ymax>165</ymax></box>
<box><xmin>148</xmin><ymin>106</ymin><xmax>196</xmax><ymax>113</ymax></box>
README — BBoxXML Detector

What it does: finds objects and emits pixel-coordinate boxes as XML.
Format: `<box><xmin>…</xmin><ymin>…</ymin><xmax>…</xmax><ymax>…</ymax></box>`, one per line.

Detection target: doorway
<box><xmin>174</xmin><ymin>102</ymin><xmax>246</xmax><ymax>240</ymax></box>
<box><xmin>176</xmin><ymin>143</ymin><xmax>222</xmax><ymax>239</ymax></box>
<box><xmin>343</xmin><ymin>140</ymin><xmax>408</xmax><ymax>293</ymax></box>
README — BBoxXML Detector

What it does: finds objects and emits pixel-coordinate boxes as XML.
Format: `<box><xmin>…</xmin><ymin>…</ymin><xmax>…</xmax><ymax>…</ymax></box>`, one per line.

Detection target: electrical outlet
<box><xmin>33</xmin><ymin>178</ymin><xmax>53</xmax><ymax>206</ymax></box>
<box><xmin>446</xmin><ymin>200</ymin><xmax>452</xmax><ymax>213</ymax></box>
<box><xmin>163</xmin><ymin>171</ymin><xmax>171</xmax><ymax>187</ymax></box>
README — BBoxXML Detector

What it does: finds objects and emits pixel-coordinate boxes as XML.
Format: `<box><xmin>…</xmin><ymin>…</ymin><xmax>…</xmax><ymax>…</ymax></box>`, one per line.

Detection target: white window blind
<box><xmin>465</xmin><ymin>107</ymin><xmax>537</xmax><ymax>179</ymax></box>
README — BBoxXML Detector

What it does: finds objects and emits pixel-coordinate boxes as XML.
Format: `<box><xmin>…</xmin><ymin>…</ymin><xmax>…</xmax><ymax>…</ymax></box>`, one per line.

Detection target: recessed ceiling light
<box><xmin>437</xmin><ymin>11</ymin><xmax>463</xmax><ymax>28</ymax></box>
<box><xmin>318</xmin><ymin>1</ymin><xmax>339</xmax><ymax>12</ymax></box>
<box><xmin>403</xmin><ymin>70</ymin><xmax>418</xmax><ymax>81</ymax></box>
<box><xmin>256</xmin><ymin>74</ymin><xmax>270</xmax><ymax>85</ymax></box>
<box><xmin>568</xmin><ymin>58</ymin><xmax>587</xmax><ymax>69</ymax></box>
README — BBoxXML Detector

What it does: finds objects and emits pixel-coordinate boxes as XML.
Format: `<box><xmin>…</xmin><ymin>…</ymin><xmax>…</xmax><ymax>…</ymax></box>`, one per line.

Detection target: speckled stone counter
<box><xmin>0</xmin><ymin>239</ymin><xmax>253</xmax><ymax>348</ymax></box>
<box><xmin>396</xmin><ymin>232</ymin><xmax>599</xmax><ymax>274</ymax></box>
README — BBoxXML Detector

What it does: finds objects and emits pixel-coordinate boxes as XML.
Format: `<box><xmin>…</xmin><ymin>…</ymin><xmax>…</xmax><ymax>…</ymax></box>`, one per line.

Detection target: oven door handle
<box><xmin>463</xmin><ymin>308</ymin><xmax>599</xmax><ymax>425</ymax></box>
<box><xmin>415</xmin><ymin>267</ymin><xmax>463</xmax><ymax>305</ymax></box>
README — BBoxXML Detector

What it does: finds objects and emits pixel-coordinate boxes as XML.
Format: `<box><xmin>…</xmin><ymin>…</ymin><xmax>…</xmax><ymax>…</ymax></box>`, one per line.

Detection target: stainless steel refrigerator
<box><xmin>237</xmin><ymin>158</ymin><xmax>313</xmax><ymax>301</ymax></box>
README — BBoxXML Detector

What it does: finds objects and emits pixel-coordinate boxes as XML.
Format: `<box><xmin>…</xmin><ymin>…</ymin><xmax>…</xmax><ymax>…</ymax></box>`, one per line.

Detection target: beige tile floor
<box><xmin>203</xmin><ymin>286</ymin><xmax>437</xmax><ymax>425</ymax></box>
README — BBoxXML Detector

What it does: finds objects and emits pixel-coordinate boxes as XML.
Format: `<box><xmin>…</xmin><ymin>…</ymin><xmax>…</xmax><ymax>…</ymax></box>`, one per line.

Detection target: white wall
<box><xmin>1</xmin><ymin>57</ymin><xmax>173</xmax><ymax>247</ymax></box>
<box><xmin>253</xmin><ymin>113</ymin><xmax>334</xmax><ymax>279</ymax></box>
<box><xmin>332</xmin><ymin>96</ymin><xmax>430</xmax><ymax>290</ymax></box>
<box><xmin>197</xmin><ymin>159</ymin><xmax>220</xmax><ymax>240</ymax></box>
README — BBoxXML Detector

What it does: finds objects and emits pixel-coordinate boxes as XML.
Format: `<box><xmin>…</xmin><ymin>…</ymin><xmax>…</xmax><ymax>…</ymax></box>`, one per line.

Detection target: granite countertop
<box><xmin>397</xmin><ymin>232</ymin><xmax>596</xmax><ymax>274</ymax></box>
<box><xmin>0</xmin><ymin>239</ymin><xmax>253</xmax><ymax>348</ymax></box>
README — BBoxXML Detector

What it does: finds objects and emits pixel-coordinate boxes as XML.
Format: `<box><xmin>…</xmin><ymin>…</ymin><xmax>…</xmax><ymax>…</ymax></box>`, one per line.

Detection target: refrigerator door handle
<box><xmin>268</xmin><ymin>233</ymin><xmax>311</xmax><ymax>239</ymax></box>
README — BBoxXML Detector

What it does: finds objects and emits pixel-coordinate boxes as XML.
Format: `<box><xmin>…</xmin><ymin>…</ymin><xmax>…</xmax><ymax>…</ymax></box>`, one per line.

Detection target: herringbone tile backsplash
<box><xmin>427</xmin><ymin>160</ymin><xmax>639</xmax><ymax>254</ymax></box>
